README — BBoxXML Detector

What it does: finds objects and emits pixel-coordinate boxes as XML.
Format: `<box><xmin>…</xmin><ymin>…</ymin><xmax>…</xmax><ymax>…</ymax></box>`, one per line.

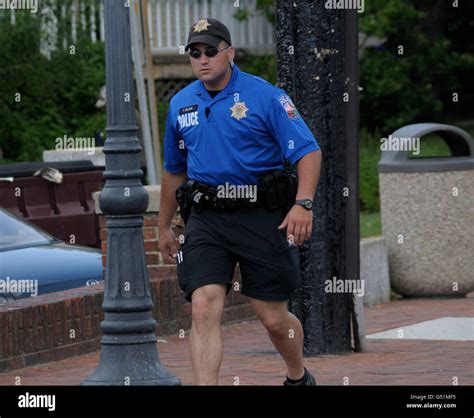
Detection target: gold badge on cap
<box><xmin>230</xmin><ymin>102</ymin><xmax>249</xmax><ymax>121</ymax></box>
<box><xmin>193</xmin><ymin>19</ymin><xmax>211</xmax><ymax>33</ymax></box>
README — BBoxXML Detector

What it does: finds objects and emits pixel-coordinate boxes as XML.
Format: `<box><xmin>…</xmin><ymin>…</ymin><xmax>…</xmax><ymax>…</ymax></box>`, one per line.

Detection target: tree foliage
<box><xmin>0</xmin><ymin>11</ymin><xmax>105</xmax><ymax>163</ymax></box>
<box><xmin>359</xmin><ymin>0</ymin><xmax>474</xmax><ymax>135</ymax></box>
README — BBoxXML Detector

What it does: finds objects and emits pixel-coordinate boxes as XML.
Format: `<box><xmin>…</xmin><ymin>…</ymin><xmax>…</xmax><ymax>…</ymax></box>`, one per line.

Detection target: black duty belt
<box><xmin>176</xmin><ymin>165</ymin><xmax>298</xmax><ymax>224</ymax></box>
<box><xmin>180</xmin><ymin>180</ymin><xmax>261</xmax><ymax>210</ymax></box>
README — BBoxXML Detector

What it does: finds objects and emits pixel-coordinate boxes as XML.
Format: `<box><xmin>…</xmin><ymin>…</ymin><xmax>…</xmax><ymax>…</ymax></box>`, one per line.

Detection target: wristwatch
<box><xmin>294</xmin><ymin>199</ymin><xmax>313</xmax><ymax>210</ymax></box>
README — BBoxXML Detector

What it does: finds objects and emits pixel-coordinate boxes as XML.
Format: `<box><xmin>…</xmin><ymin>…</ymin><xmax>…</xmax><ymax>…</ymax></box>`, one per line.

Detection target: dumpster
<box><xmin>378</xmin><ymin>123</ymin><xmax>474</xmax><ymax>296</ymax></box>
<box><xmin>0</xmin><ymin>161</ymin><xmax>104</xmax><ymax>248</ymax></box>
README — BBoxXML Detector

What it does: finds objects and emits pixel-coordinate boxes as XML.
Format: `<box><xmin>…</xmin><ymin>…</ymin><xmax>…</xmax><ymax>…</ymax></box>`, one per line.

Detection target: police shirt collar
<box><xmin>196</xmin><ymin>64</ymin><xmax>242</xmax><ymax>97</ymax></box>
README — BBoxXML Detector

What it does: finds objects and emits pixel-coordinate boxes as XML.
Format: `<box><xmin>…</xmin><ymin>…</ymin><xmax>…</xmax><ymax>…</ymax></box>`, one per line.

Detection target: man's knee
<box><xmin>250</xmin><ymin>299</ymin><xmax>289</xmax><ymax>336</ymax></box>
<box><xmin>191</xmin><ymin>284</ymin><xmax>226</xmax><ymax>324</ymax></box>
<box><xmin>260</xmin><ymin>315</ymin><xmax>288</xmax><ymax>336</ymax></box>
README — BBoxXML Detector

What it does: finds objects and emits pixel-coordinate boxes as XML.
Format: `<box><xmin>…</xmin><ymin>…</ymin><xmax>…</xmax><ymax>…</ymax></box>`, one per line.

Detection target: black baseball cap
<box><xmin>185</xmin><ymin>18</ymin><xmax>232</xmax><ymax>51</ymax></box>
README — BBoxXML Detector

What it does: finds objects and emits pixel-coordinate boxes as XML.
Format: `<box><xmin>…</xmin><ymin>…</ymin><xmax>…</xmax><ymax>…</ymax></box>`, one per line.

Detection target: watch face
<box><xmin>304</xmin><ymin>200</ymin><xmax>313</xmax><ymax>209</ymax></box>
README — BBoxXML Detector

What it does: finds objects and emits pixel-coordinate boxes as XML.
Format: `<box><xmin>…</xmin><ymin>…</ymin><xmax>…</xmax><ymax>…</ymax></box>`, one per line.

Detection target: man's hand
<box><xmin>158</xmin><ymin>227</ymin><xmax>180</xmax><ymax>264</ymax></box>
<box><xmin>282</xmin><ymin>149</ymin><xmax>320</xmax><ymax>245</ymax></box>
<box><xmin>278</xmin><ymin>205</ymin><xmax>313</xmax><ymax>245</ymax></box>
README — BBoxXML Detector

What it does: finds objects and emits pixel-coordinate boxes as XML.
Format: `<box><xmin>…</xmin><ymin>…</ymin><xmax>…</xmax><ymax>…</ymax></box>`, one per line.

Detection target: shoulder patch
<box><xmin>278</xmin><ymin>94</ymin><xmax>300</xmax><ymax>120</ymax></box>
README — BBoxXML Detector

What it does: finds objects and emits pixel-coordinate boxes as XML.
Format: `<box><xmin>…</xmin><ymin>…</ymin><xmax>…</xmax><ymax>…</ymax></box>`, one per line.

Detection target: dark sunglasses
<box><xmin>189</xmin><ymin>46</ymin><xmax>230</xmax><ymax>59</ymax></box>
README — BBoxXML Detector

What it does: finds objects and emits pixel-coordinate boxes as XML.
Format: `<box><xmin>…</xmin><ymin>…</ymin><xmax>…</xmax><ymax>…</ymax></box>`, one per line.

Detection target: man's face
<box><xmin>189</xmin><ymin>41</ymin><xmax>235</xmax><ymax>83</ymax></box>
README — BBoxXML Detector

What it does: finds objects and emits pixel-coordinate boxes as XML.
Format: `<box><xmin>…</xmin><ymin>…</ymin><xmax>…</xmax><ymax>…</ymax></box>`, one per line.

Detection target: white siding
<box><xmin>7</xmin><ymin>0</ymin><xmax>275</xmax><ymax>58</ymax></box>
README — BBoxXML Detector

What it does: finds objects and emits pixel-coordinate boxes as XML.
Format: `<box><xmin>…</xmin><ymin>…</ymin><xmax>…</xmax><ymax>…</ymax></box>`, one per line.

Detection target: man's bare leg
<box><xmin>189</xmin><ymin>284</ymin><xmax>227</xmax><ymax>385</ymax></box>
<box><xmin>249</xmin><ymin>297</ymin><xmax>305</xmax><ymax>380</ymax></box>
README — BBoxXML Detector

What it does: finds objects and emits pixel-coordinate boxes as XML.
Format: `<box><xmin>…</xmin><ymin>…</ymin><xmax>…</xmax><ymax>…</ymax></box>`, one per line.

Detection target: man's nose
<box><xmin>199</xmin><ymin>53</ymin><xmax>210</xmax><ymax>64</ymax></box>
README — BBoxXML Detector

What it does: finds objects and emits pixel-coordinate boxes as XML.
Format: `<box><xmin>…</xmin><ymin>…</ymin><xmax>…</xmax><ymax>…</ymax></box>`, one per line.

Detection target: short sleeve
<box><xmin>267</xmin><ymin>91</ymin><xmax>320</xmax><ymax>165</ymax></box>
<box><xmin>163</xmin><ymin>107</ymin><xmax>188</xmax><ymax>173</ymax></box>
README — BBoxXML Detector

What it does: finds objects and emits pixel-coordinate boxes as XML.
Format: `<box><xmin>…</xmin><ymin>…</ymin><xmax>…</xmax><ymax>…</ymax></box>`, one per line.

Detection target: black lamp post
<box><xmin>82</xmin><ymin>0</ymin><xmax>180</xmax><ymax>385</ymax></box>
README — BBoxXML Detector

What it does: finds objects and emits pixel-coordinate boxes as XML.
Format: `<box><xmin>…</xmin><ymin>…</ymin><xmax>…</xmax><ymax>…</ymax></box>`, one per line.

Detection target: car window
<box><xmin>0</xmin><ymin>209</ymin><xmax>55</xmax><ymax>250</ymax></box>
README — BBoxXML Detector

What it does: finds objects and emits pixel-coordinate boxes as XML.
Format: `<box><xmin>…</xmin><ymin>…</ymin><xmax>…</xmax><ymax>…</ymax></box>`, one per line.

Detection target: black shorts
<box><xmin>176</xmin><ymin>205</ymin><xmax>300</xmax><ymax>303</ymax></box>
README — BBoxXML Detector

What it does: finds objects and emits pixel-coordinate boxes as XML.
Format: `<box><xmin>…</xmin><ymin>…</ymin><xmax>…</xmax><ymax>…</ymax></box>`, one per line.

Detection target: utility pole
<box><xmin>141</xmin><ymin>0</ymin><xmax>163</xmax><ymax>184</ymax></box>
<box><xmin>276</xmin><ymin>1</ymin><xmax>361</xmax><ymax>354</ymax></box>
<box><xmin>130</xmin><ymin>0</ymin><xmax>158</xmax><ymax>185</ymax></box>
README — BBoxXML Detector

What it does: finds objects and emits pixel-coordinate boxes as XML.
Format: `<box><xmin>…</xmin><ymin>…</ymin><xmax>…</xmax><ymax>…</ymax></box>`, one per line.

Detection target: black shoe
<box><xmin>283</xmin><ymin>368</ymin><xmax>316</xmax><ymax>386</ymax></box>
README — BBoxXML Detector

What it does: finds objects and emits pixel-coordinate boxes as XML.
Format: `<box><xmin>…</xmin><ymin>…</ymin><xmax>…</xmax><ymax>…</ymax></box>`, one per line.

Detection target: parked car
<box><xmin>0</xmin><ymin>208</ymin><xmax>103</xmax><ymax>304</ymax></box>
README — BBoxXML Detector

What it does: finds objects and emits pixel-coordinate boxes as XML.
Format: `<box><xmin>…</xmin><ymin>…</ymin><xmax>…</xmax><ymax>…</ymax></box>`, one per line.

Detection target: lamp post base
<box><xmin>81</xmin><ymin>342</ymin><xmax>181</xmax><ymax>386</ymax></box>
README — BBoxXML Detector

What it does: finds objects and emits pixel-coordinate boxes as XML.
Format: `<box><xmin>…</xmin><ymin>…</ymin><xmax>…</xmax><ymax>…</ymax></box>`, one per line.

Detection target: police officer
<box><xmin>158</xmin><ymin>18</ymin><xmax>322</xmax><ymax>386</ymax></box>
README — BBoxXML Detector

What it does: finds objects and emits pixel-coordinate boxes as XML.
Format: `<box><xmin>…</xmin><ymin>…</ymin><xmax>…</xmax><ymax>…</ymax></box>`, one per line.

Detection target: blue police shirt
<box><xmin>164</xmin><ymin>64</ymin><xmax>320</xmax><ymax>187</ymax></box>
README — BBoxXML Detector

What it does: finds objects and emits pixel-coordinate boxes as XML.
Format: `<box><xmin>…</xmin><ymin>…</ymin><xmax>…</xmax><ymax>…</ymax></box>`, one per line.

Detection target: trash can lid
<box><xmin>378</xmin><ymin>123</ymin><xmax>474</xmax><ymax>173</ymax></box>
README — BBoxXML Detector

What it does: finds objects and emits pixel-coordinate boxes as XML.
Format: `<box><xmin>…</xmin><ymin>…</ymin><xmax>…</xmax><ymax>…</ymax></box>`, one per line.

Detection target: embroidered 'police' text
<box><xmin>178</xmin><ymin>111</ymin><xmax>199</xmax><ymax>128</ymax></box>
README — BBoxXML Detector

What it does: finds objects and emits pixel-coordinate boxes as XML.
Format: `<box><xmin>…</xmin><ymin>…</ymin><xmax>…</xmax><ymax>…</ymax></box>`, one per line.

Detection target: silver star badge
<box><xmin>193</xmin><ymin>19</ymin><xmax>211</xmax><ymax>33</ymax></box>
<box><xmin>230</xmin><ymin>102</ymin><xmax>249</xmax><ymax>121</ymax></box>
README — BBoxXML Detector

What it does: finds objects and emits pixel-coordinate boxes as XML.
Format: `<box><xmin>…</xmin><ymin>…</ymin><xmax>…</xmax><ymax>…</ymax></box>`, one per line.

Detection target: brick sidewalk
<box><xmin>0</xmin><ymin>295</ymin><xmax>472</xmax><ymax>386</ymax></box>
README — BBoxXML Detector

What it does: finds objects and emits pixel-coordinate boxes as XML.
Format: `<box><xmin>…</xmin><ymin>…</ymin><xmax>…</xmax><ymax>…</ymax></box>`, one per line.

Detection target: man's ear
<box><xmin>228</xmin><ymin>47</ymin><xmax>236</xmax><ymax>63</ymax></box>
